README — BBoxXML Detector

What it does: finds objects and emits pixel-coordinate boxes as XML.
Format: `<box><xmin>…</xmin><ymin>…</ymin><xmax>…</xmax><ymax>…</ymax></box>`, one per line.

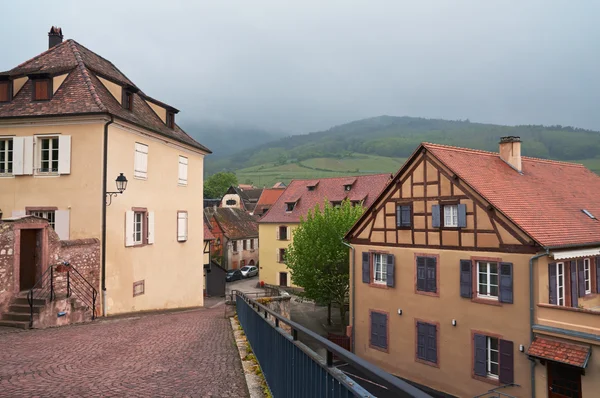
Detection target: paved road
<box><xmin>225</xmin><ymin>276</ymin><xmax>263</xmax><ymax>296</ymax></box>
<box><xmin>0</xmin><ymin>307</ymin><xmax>249</xmax><ymax>397</ymax></box>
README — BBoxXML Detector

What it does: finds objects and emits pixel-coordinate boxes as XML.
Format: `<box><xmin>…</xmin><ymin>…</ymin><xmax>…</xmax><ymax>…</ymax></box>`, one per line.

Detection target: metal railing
<box><xmin>65</xmin><ymin>262</ymin><xmax>98</xmax><ymax>321</ymax></box>
<box><xmin>473</xmin><ymin>384</ymin><xmax>520</xmax><ymax>398</ymax></box>
<box><xmin>235</xmin><ymin>291</ymin><xmax>432</xmax><ymax>398</ymax></box>
<box><xmin>27</xmin><ymin>265</ymin><xmax>55</xmax><ymax>327</ymax></box>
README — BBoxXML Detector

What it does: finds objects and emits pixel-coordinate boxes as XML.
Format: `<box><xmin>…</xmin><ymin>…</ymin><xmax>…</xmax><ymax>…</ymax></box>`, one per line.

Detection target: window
<box><xmin>373</xmin><ymin>253</ymin><xmax>387</xmax><ymax>284</ymax></box>
<box><xmin>125</xmin><ymin>209</ymin><xmax>153</xmax><ymax>247</ymax></box>
<box><xmin>178</xmin><ymin>156</ymin><xmax>188</xmax><ymax>186</ymax></box>
<box><xmin>344</xmin><ymin>184</ymin><xmax>352</xmax><ymax>191</ymax></box>
<box><xmin>122</xmin><ymin>90</ymin><xmax>134</xmax><ymax>110</ymax></box>
<box><xmin>31</xmin><ymin>210</ymin><xmax>56</xmax><ymax>229</ymax></box>
<box><xmin>416</xmin><ymin>256</ymin><xmax>437</xmax><ymax>294</ymax></box>
<box><xmin>39</xmin><ymin>137</ymin><xmax>59</xmax><ymax>173</ymax></box>
<box><xmin>396</xmin><ymin>205</ymin><xmax>411</xmax><ymax>228</ymax></box>
<box><xmin>166</xmin><ymin>111</ymin><xmax>175</xmax><ymax>129</ymax></box>
<box><xmin>557</xmin><ymin>262</ymin><xmax>565</xmax><ymax>305</ymax></box>
<box><xmin>250</xmin><ymin>239</ymin><xmax>254</xmax><ymax>250</ymax></box>
<box><xmin>307</xmin><ymin>185</ymin><xmax>315</xmax><ymax>191</ymax></box>
<box><xmin>134</xmin><ymin>212</ymin><xmax>144</xmax><ymax>244</ymax></box>
<box><xmin>369</xmin><ymin>311</ymin><xmax>388</xmax><ymax>350</ymax></box>
<box><xmin>177</xmin><ymin>211</ymin><xmax>188</xmax><ymax>242</ymax></box>
<box><xmin>134</xmin><ymin>143</ymin><xmax>148</xmax><ymax>179</ymax></box>
<box><xmin>0</xmin><ymin>138</ymin><xmax>13</xmax><ymax>174</ymax></box>
<box><xmin>278</xmin><ymin>226</ymin><xmax>288</xmax><ymax>240</ymax></box>
<box><xmin>477</xmin><ymin>261</ymin><xmax>499</xmax><ymax>300</ymax></box>
<box><xmin>331</xmin><ymin>201</ymin><xmax>342</xmax><ymax>208</ymax></box>
<box><xmin>485</xmin><ymin>337</ymin><xmax>499</xmax><ymax>379</ymax></box>
<box><xmin>278</xmin><ymin>248</ymin><xmax>286</xmax><ymax>263</ymax></box>
<box><xmin>584</xmin><ymin>258</ymin><xmax>591</xmax><ymax>294</ymax></box>
<box><xmin>232</xmin><ymin>240</ymin><xmax>238</xmax><ymax>252</ymax></box>
<box><xmin>474</xmin><ymin>334</ymin><xmax>514</xmax><ymax>384</ymax></box>
<box><xmin>444</xmin><ymin>205</ymin><xmax>458</xmax><ymax>227</ymax></box>
<box><xmin>226</xmin><ymin>199</ymin><xmax>237</xmax><ymax>206</ymax></box>
<box><xmin>33</xmin><ymin>79</ymin><xmax>52</xmax><ymax>101</ymax></box>
<box><xmin>286</xmin><ymin>202</ymin><xmax>296</xmax><ymax>212</ymax></box>
<box><xmin>243</xmin><ymin>240</ymin><xmax>247</xmax><ymax>250</ymax></box>
<box><xmin>0</xmin><ymin>81</ymin><xmax>11</xmax><ymax>102</ymax></box>
<box><xmin>416</xmin><ymin>322</ymin><xmax>437</xmax><ymax>365</ymax></box>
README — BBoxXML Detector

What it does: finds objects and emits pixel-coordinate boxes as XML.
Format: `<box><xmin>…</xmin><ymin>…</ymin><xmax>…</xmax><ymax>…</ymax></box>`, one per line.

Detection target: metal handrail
<box><xmin>64</xmin><ymin>262</ymin><xmax>98</xmax><ymax>320</ymax></box>
<box><xmin>235</xmin><ymin>290</ymin><xmax>433</xmax><ymax>398</ymax></box>
<box><xmin>27</xmin><ymin>265</ymin><xmax>55</xmax><ymax>327</ymax></box>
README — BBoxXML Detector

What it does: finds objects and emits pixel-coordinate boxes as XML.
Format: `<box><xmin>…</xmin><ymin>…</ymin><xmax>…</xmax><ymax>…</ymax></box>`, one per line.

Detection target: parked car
<box><xmin>240</xmin><ymin>266</ymin><xmax>258</xmax><ymax>278</ymax></box>
<box><xmin>226</xmin><ymin>269</ymin><xmax>243</xmax><ymax>282</ymax></box>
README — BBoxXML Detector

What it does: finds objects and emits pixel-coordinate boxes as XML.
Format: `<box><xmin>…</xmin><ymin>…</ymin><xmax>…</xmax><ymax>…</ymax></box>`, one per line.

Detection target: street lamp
<box><xmin>106</xmin><ymin>173</ymin><xmax>128</xmax><ymax>205</ymax></box>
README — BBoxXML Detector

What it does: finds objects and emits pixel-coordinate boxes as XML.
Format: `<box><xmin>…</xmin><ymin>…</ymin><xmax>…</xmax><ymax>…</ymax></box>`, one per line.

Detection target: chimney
<box><xmin>48</xmin><ymin>26</ymin><xmax>63</xmax><ymax>49</ymax></box>
<box><xmin>499</xmin><ymin>136</ymin><xmax>522</xmax><ymax>172</ymax></box>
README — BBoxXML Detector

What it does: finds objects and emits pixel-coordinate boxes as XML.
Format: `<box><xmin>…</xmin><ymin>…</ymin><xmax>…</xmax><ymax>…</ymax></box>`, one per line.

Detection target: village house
<box><xmin>221</xmin><ymin>185</ymin><xmax>263</xmax><ymax>214</ymax></box>
<box><xmin>253</xmin><ymin>187</ymin><xmax>285</xmax><ymax>216</ymax></box>
<box><xmin>206</xmin><ymin>207</ymin><xmax>258</xmax><ymax>270</ymax></box>
<box><xmin>259</xmin><ymin>174</ymin><xmax>390</xmax><ymax>287</ymax></box>
<box><xmin>345</xmin><ymin>137</ymin><xmax>600</xmax><ymax>398</ymax></box>
<box><xmin>0</xmin><ymin>27</ymin><xmax>210</xmax><ymax>321</ymax></box>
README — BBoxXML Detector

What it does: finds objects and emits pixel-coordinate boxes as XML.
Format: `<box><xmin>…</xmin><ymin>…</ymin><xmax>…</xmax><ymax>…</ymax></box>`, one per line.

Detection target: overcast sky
<box><xmin>3</xmin><ymin>1</ymin><xmax>599</xmax><ymax>133</ymax></box>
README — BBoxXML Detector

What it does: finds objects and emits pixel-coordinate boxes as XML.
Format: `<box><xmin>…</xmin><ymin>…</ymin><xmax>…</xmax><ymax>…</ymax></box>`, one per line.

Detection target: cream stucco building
<box><xmin>0</xmin><ymin>27</ymin><xmax>210</xmax><ymax>316</ymax></box>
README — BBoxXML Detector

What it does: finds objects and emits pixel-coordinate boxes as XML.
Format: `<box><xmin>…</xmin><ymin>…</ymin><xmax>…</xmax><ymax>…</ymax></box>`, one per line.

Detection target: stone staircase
<box><xmin>0</xmin><ymin>291</ymin><xmax>47</xmax><ymax>329</ymax></box>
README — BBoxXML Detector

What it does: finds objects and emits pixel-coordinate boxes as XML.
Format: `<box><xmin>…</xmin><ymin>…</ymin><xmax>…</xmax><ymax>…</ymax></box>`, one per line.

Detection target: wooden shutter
<box><xmin>499</xmin><ymin>339</ymin><xmax>514</xmax><ymax>384</ymax></box>
<box><xmin>276</xmin><ymin>226</ymin><xmax>280</xmax><ymax>240</ymax></box>
<box><xmin>416</xmin><ymin>322</ymin><xmax>426</xmax><ymax>360</ymax></box>
<box><xmin>134</xmin><ymin>143</ymin><xmax>148</xmax><ymax>179</ymax></box>
<box><xmin>474</xmin><ymin>334</ymin><xmax>487</xmax><ymax>377</ymax></box>
<box><xmin>425</xmin><ymin>257</ymin><xmax>436</xmax><ymax>293</ymax></box>
<box><xmin>499</xmin><ymin>262</ymin><xmax>513</xmax><ymax>304</ymax></box>
<box><xmin>0</xmin><ymin>81</ymin><xmax>9</xmax><ymax>102</ymax></box>
<box><xmin>416</xmin><ymin>257</ymin><xmax>426</xmax><ymax>291</ymax></box>
<box><xmin>362</xmin><ymin>252</ymin><xmax>370</xmax><ymax>283</ymax></box>
<box><xmin>457</xmin><ymin>204</ymin><xmax>467</xmax><ymax>228</ymax></box>
<box><xmin>386</xmin><ymin>254</ymin><xmax>395</xmax><ymax>287</ymax></box>
<box><xmin>548</xmin><ymin>263</ymin><xmax>557</xmax><ymax>305</ymax></box>
<box><xmin>23</xmin><ymin>137</ymin><xmax>33</xmax><ymax>175</ymax></box>
<box><xmin>426</xmin><ymin>324</ymin><xmax>437</xmax><ymax>363</ymax></box>
<box><xmin>54</xmin><ymin>209</ymin><xmax>70</xmax><ymax>240</ymax></box>
<box><xmin>286</xmin><ymin>227</ymin><xmax>290</xmax><ymax>240</ymax></box>
<box><xmin>570</xmin><ymin>261</ymin><xmax>578</xmax><ymax>308</ymax></box>
<box><xmin>147</xmin><ymin>211</ymin><xmax>155</xmax><ymax>244</ymax></box>
<box><xmin>34</xmin><ymin>80</ymin><xmax>49</xmax><ymax>100</ymax></box>
<box><xmin>370</xmin><ymin>312</ymin><xmax>379</xmax><ymax>347</ymax></box>
<box><xmin>431</xmin><ymin>205</ymin><xmax>440</xmax><ymax>228</ymax></box>
<box><xmin>596</xmin><ymin>257</ymin><xmax>600</xmax><ymax>294</ymax></box>
<box><xmin>12</xmin><ymin>137</ymin><xmax>24</xmax><ymax>175</ymax></box>
<box><xmin>178</xmin><ymin>156</ymin><xmax>188</xmax><ymax>185</ymax></box>
<box><xmin>58</xmin><ymin>135</ymin><xmax>71</xmax><ymax>175</ymax></box>
<box><xmin>378</xmin><ymin>313</ymin><xmax>387</xmax><ymax>349</ymax></box>
<box><xmin>577</xmin><ymin>259</ymin><xmax>585</xmax><ymax>297</ymax></box>
<box><xmin>396</xmin><ymin>205</ymin><xmax>401</xmax><ymax>227</ymax></box>
<box><xmin>460</xmin><ymin>259</ymin><xmax>472</xmax><ymax>298</ymax></box>
<box><xmin>125</xmin><ymin>211</ymin><xmax>135</xmax><ymax>247</ymax></box>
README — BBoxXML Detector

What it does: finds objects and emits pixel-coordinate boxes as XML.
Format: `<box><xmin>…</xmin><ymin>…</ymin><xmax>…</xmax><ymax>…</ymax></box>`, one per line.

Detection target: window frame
<box><xmin>243</xmin><ymin>240</ymin><xmax>247</xmax><ymax>250</ymax></box>
<box><xmin>0</xmin><ymin>80</ymin><xmax>12</xmax><ymax>103</ymax></box>
<box><xmin>415</xmin><ymin>254</ymin><xmax>439</xmax><ymax>296</ymax></box>
<box><xmin>177</xmin><ymin>211</ymin><xmax>188</xmax><ymax>242</ymax></box>
<box><xmin>477</xmin><ymin>261</ymin><xmax>500</xmax><ymax>301</ymax></box>
<box><xmin>278</xmin><ymin>248</ymin><xmax>286</xmax><ymax>263</ymax></box>
<box><xmin>122</xmin><ymin>89</ymin><xmax>134</xmax><ymax>111</ymax></box>
<box><xmin>166</xmin><ymin>111</ymin><xmax>175</xmax><ymax>129</ymax></box>
<box><xmin>133</xmin><ymin>211</ymin><xmax>146</xmax><ymax>245</ymax></box>
<box><xmin>286</xmin><ymin>202</ymin><xmax>296</xmax><ymax>212</ymax></box>
<box><xmin>443</xmin><ymin>204</ymin><xmax>458</xmax><ymax>228</ymax></box>
<box><xmin>0</xmin><ymin>137</ymin><xmax>13</xmax><ymax>175</ymax></box>
<box><xmin>584</xmin><ymin>258</ymin><xmax>591</xmax><ymax>294</ymax></box>
<box><xmin>232</xmin><ymin>240</ymin><xmax>238</xmax><ymax>253</ymax></box>
<box><xmin>27</xmin><ymin>207</ymin><xmax>57</xmax><ymax>229</ymax></box>
<box><xmin>396</xmin><ymin>204</ymin><xmax>412</xmax><ymax>229</ymax></box>
<box><xmin>369</xmin><ymin>309</ymin><xmax>389</xmax><ymax>352</ymax></box>
<box><xmin>32</xmin><ymin>78</ymin><xmax>52</xmax><ymax>101</ymax></box>
<box><xmin>486</xmin><ymin>336</ymin><xmax>500</xmax><ymax>379</ymax></box>
<box><xmin>556</xmin><ymin>262</ymin><xmax>565</xmax><ymax>305</ymax></box>
<box><xmin>415</xmin><ymin>319</ymin><xmax>439</xmax><ymax>367</ymax></box>
<box><xmin>37</xmin><ymin>136</ymin><xmax>60</xmax><ymax>174</ymax></box>
<box><xmin>278</xmin><ymin>225</ymin><xmax>288</xmax><ymax>241</ymax></box>
<box><xmin>372</xmin><ymin>253</ymin><xmax>387</xmax><ymax>285</ymax></box>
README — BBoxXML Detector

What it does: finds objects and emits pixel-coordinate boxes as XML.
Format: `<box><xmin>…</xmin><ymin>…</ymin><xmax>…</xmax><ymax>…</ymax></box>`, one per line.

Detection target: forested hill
<box><xmin>207</xmin><ymin>116</ymin><xmax>600</xmax><ymax>175</ymax></box>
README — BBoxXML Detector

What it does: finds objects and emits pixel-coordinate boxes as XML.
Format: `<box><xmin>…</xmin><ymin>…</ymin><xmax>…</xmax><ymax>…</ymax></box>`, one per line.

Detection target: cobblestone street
<box><xmin>0</xmin><ymin>307</ymin><xmax>248</xmax><ymax>397</ymax></box>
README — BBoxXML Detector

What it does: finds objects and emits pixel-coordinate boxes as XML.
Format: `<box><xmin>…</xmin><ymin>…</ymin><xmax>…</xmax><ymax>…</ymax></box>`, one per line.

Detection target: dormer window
<box><xmin>307</xmin><ymin>186</ymin><xmax>315</xmax><ymax>191</ymax></box>
<box><xmin>33</xmin><ymin>78</ymin><xmax>52</xmax><ymax>101</ymax></box>
<box><xmin>286</xmin><ymin>202</ymin><xmax>296</xmax><ymax>212</ymax></box>
<box><xmin>122</xmin><ymin>89</ymin><xmax>134</xmax><ymax>111</ymax></box>
<box><xmin>344</xmin><ymin>184</ymin><xmax>352</xmax><ymax>191</ymax></box>
<box><xmin>166</xmin><ymin>111</ymin><xmax>175</xmax><ymax>129</ymax></box>
<box><xmin>0</xmin><ymin>81</ymin><xmax>11</xmax><ymax>102</ymax></box>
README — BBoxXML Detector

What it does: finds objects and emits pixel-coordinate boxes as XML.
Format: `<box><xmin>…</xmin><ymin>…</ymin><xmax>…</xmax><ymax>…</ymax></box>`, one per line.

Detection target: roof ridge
<box><xmin>70</xmin><ymin>40</ymin><xmax>137</xmax><ymax>88</ymax></box>
<box><xmin>68</xmin><ymin>40</ymin><xmax>106</xmax><ymax>112</ymax></box>
<box><xmin>10</xmin><ymin>40</ymin><xmax>71</xmax><ymax>71</ymax></box>
<box><xmin>288</xmin><ymin>173</ymin><xmax>390</xmax><ymax>184</ymax></box>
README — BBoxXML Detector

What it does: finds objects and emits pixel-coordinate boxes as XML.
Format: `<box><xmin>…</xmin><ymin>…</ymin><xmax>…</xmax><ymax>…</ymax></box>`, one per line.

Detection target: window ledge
<box><xmin>472</xmin><ymin>374</ymin><xmax>501</xmax><ymax>386</ymax></box>
<box><xmin>415</xmin><ymin>290</ymin><xmax>440</xmax><ymax>298</ymax></box>
<box><xmin>415</xmin><ymin>358</ymin><xmax>439</xmax><ymax>368</ymax></box>
<box><xmin>369</xmin><ymin>282</ymin><xmax>389</xmax><ymax>289</ymax></box>
<box><xmin>0</xmin><ymin>174</ymin><xmax>15</xmax><ymax>178</ymax></box>
<box><xmin>471</xmin><ymin>297</ymin><xmax>502</xmax><ymax>307</ymax></box>
<box><xmin>133</xmin><ymin>176</ymin><xmax>147</xmax><ymax>181</ymax></box>
<box><xmin>129</xmin><ymin>243</ymin><xmax>151</xmax><ymax>248</ymax></box>
<box><xmin>369</xmin><ymin>344</ymin><xmax>389</xmax><ymax>353</ymax></box>
<box><xmin>538</xmin><ymin>303</ymin><xmax>600</xmax><ymax>315</ymax></box>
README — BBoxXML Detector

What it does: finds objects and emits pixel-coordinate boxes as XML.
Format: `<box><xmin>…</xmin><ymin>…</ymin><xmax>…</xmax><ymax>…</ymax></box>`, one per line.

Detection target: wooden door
<box><xmin>19</xmin><ymin>229</ymin><xmax>38</xmax><ymax>291</ymax></box>
<box><xmin>548</xmin><ymin>362</ymin><xmax>582</xmax><ymax>398</ymax></box>
<box><xmin>279</xmin><ymin>272</ymin><xmax>288</xmax><ymax>287</ymax></box>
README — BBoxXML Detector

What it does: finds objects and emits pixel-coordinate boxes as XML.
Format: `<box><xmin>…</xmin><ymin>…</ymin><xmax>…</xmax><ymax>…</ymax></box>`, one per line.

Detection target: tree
<box><xmin>286</xmin><ymin>200</ymin><xmax>364</xmax><ymax>328</ymax></box>
<box><xmin>204</xmin><ymin>172</ymin><xmax>238</xmax><ymax>198</ymax></box>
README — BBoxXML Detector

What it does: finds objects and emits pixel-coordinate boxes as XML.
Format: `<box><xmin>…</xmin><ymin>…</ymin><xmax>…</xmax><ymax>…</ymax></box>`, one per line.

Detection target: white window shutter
<box><xmin>12</xmin><ymin>210</ymin><xmax>26</xmax><ymax>218</ymax></box>
<box><xmin>177</xmin><ymin>212</ymin><xmax>188</xmax><ymax>242</ymax></box>
<box><xmin>276</xmin><ymin>227</ymin><xmax>280</xmax><ymax>240</ymax></box>
<box><xmin>12</xmin><ymin>137</ymin><xmax>24</xmax><ymax>175</ymax></box>
<box><xmin>23</xmin><ymin>137</ymin><xmax>33</xmax><ymax>175</ymax></box>
<box><xmin>54</xmin><ymin>209</ymin><xmax>70</xmax><ymax>240</ymax></box>
<box><xmin>134</xmin><ymin>143</ymin><xmax>148</xmax><ymax>179</ymax></box>
<box><xmin>287</xmin><ymin>227</ymin><xmax>290</xmax><ymax>240</ymax></box>
<box><xmin>125</xmin><ymin>211</ymin><xmax>134</xmax><ymax>247</ymax></box>
<box><xmin>58</xmin><ymin>135</ymin><xmax>71</xmax><ymax>175</ymax></box>
<box><xmin>148</xmin><ymin>211</ymin><xmax>155</xmax><ymax>244</ymax></box>
<box><xmin>178</xmin><ymin>156</ymin><xmax>188</xmax><ymax>185</ymax></box>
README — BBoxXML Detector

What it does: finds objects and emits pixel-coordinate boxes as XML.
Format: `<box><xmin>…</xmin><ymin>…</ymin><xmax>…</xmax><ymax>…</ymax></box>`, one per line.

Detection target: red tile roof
<box><xmin>204</xmin><ymin>223</ymin><xmax>215</xmax><ymax>241</ymax></box>
<box><xmin>424</xmin><ymin>143</ymin><xmax>600</xmax><ymax>247</ymax></box>
<box><xmin>527</xmin><ymin>336</ymin><xmax>591</xmax><ymax>368</ymax></box>
<box><xmin>254</xmin><ymin>188</ymin><xmax>285</xmax><ymax>215</ymax></box>
<box><xmin>0</xmin><ymin>40</ymin><xmax>209</xmax><ymax>153</ymax></box>
<box><xmin>207</xmin><ymin>207</ymin><xmax>258</xmax><ymax>239</ymax></box>
<box><xmin>260</xmin><ymin>174</ymin><xmax>391</xmax><ymax>223</ymax></box>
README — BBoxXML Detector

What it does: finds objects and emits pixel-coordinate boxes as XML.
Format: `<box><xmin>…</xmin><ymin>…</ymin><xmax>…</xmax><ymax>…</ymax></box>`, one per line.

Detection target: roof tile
<box><xmin>527</xmin><ymin>336</ymin><xmax>591</xmax><ymax>368</ymax></box>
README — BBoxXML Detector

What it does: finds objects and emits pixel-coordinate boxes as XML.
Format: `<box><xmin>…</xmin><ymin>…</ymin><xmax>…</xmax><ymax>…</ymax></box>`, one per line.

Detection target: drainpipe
<box><xmin>529</xmin><ymin>248</ymin><xmax>549</xmax><ymax>398</ymax></box>
<box><xmin>341</xmin><ymin>240</ymin><xmax>355</xmax><ymax>353</ymax></box>
<box><xmin>101</xmin><ymin>116</ymin><xmax>114</xmax><ymax>316</ymax></box>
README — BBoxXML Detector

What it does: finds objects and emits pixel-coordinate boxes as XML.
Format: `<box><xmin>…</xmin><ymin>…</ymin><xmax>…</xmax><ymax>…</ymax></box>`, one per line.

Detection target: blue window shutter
<box><xmin>432</xmin><ymin>205</ymin><xmax>440</xmax><ymax>228</ymax></box>
<box><xmin>577</xmin><ymin>260</ymin><xmax>585</xmax><ymax>297</ymax></box>
<box><xmin>386</xmin><ymin>254</ymin><xmax>395</xmax><ymax>287</ymax></box>
<box><xmin>474</xmin><ymin>334</ymin><xmax>487</xmax><ymax>377</ymax></box>
<box><xmin>362</xmin><ymin>252</ymin><xmax>370</xmax><ymax>284</ymax></box>
<box><xmin>499</xmin><ymin>339</ymin><xmax>514</xmax><ymax>384</ymax></box>
<box><xmin>596</xmin><ymin>257</ymin><xmax>600</xmax><ymax>294</ymax></box>
<box><xmin>460</xmin><ymin>260</ymin><xmax>472</xmax><ymax>298</ymax></box>
<box><xmin>499</xmin><ymin>262</ymin><xmax>513</xmax><ymax>304</ymax></box>
<box><xmin>416</xmin><ymin>257</ymin><xmax>427</xmax><ymax>291</ymax></box>
<box><xmin>370</xmin><ymin>312</ymin><xmax>379</xmax><ymax>346</ymax></box>
<box><xmin>379</xmin><ymin>313</ymin><xmax>388</xmax><ymax>349</ymax></box>
<box><xmin>548</xmin><ymin>263</ymin><xmax>557</xmax><ymax>305</ymax></box>
<box><xmin>458</xmin><ymin>204</ymin><xmax>467</xmax><ymax>228</ymax></box>
<box><xmin>570</xmin><ymin>261</ymin><xmax>578</xmax><ymax>308</ymax></box>
<box><xmin>416</xmin><ymin>323</ymin><xmax>426</xmax><ymax>360</ymax></box>
<box><xmin>396</xmin><ymin>205</ymin><xmax>401</xmax><ymax>227</ymax></box>
<box><xmin>401</xmin><ymin>206</ymin><xmax>411</xmax><ymax>227</ymax></box>
<box><xmin>426</xmin><ymin>257</ymin><xmax>437</xmax><ymax>293</ymax></box>
<box><xmin>426</xmin><ymin>324</ymin><xmax>437</xmax><ymax>363</ymax></box>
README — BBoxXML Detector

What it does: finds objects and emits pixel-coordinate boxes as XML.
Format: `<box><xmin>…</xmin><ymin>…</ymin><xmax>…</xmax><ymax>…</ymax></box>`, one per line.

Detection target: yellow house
<box><xmin>345</xmin><ymin>137</ymin><xmax>600</xmax><ymax>398</ymax></box>
<box><xmin>0</xmin><ymin>27</ymin><xmax>210</xmax><ymax>316</ymax></box>
<box><xmin>258</xmin><ymin>174</ymin><xmax>390</xmax><ymax>287</ymax></box>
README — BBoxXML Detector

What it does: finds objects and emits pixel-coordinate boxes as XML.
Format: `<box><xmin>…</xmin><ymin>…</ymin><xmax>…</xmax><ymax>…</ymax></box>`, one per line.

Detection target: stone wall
<box><xmin>0</xmin><ymin>222</ymin><xmax>16</xmax><ymax>314</ymax></box>
<box><xmin>256</xmin><ymin>295</ymin><xmax>292</xmax><ymax>334</ymax></box>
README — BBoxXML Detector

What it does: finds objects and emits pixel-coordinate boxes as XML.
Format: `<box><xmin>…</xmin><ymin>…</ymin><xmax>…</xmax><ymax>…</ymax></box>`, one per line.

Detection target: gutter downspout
<box><xmin>101</xmin><ymin>116</ymin><xmax>114</xmax><ymax>317</ymax></box>
<box><xmin>529</xmin><ymin>248</ymin><xmax>549</xmax><ymax>398</ymax></box>
<box><xmin>341</xmin><ymin>240</ymin><xmax>355</xmax><ymax>353</ymax></box>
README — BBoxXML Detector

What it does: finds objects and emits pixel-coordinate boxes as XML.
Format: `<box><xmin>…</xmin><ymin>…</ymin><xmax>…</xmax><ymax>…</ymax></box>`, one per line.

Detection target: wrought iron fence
<box><xmin>235</xmin><ymin>291</ymin><xmax>432</xmax><ymax>398</ymax></box>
